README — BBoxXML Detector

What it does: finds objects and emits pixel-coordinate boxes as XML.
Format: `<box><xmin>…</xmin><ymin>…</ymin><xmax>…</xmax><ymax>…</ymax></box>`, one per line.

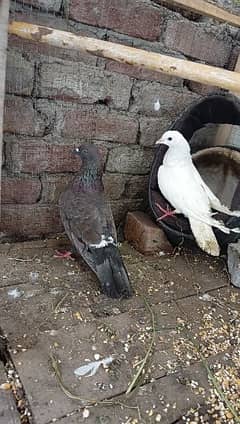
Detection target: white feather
<box><xmin>74</xmin><ymin>356</ymin><xmax>114</xmax><ymax>377</ymax></box>
<box><xmin>89</xmin><ymin>235</ymin><xmax>116</xmax><ymax>248</ymax></box>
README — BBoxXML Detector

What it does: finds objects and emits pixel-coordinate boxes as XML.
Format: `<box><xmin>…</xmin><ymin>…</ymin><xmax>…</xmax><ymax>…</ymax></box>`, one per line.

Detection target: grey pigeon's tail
<box><xmin>91</xmin><ymin>245</ymin><xmax>133</xmax><ymax>298</ymax></box>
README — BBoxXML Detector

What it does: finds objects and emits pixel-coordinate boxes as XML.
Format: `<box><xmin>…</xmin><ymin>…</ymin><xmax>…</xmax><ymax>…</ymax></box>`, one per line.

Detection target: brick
<box><xmin>130</xmin><ymin>81</ymin><xmax>200</xmax><ymax>117</ymax></box>
<box><xmin>105</xmin><ymin>61</ymin><xmax>181</xmax><ymax>86</ymax></box>
<box><xmin>106</xmin><ymin>146</ymin><xmax>154</xmax><ymax>174</ymax></box>
<box><xmin>62</xmin><ymin>105</ymin><xmax>138</xmax><ymax>144</ymax></box>
<box><xmin>69</xmin><ymin>0</ymin><xmax>163</xmax><ymax>41</ymax></box>
<box><xmin>124</xmin><ymin>175</ymin><xmax>149</xmax><ymax>199</ymax></box>
<box><xmin>9</xmin><ymin>35</ymin><xmax>97</xmax><ymax>67</ymax></box>
<box><xmin>39</xmin><ymin>61</ymin><xmax>132</xmax><ymax>109</ymax></box>
<box><xmin>19</xmin><ymin>0</ymin><xmax>62</xmax><ymax>12</ymax></box>
<box><xmin>0</xmin><ymin>205</ymin><xmax>62</xmax><ymax>238</ymax></box>
<box><xmin>187</xmin><ymin>81</ymin><xmax>219</xmax><ymax>96</ymax></box>
<box><xmin>124</xmin><ymin>211</ymin><xmax>173</xmax><ymax>254</ymax></box>
<box><xmin>111</xmin><ymin>199</ymin><xmax>145</xmax><ymax>225</ymax></box>
<box><xmin>139</xmin><ymin>116</ymin><xmax>172</xmax><ymax>146</ymax></box>
<box><xmin>6</xmin><ymin>140</ymin><xmax>108</xmax><ymax>174</ymax></box>
<box><xmin>103</xmin><ymin>174</ymin><xmax>127</xmax><ymax>200</ymax></box>
<box><xmin>164</xmin><ymin>20</ymin><xmax>232</xmax><ymax>67</ymax></box>
<box><xmin>6</xmin><ymin>50</ymin><xmax>34</xmax><ymax>96</ymax></box>
<box><xmin>6</xmin><ymin>141</ymin><xmax>82</xmax><ymax>174</ymax></box>
<box><xmin>2</xmin><ymin>176</ymin><xmax>41</xmax><ymax>204</ymax></box>
<box><xmin>228</xmin><ymin>241</ymin><xmax>240</xmax><ymax>288</ymax></box>
<box><xmin>41</xmin><ymin>174</ymin><xmax>73</xmax><ymax>204</ymax></box>
<box><xmin>8</xmin><ymin>10</ymin><xmax>98</xmax><ymax>66</ymax></box>
<box><xmin>4</xmin><ymin>96</ymin><xmax>46</xmax><ymax>136</ymax></box>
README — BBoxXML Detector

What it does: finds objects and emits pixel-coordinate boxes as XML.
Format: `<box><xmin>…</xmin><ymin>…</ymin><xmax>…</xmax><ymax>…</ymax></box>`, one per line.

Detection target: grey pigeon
<box><xmin>59</xmin><ymin>144</ymin><xmax>133</xmax><ymax>298</ymax></box>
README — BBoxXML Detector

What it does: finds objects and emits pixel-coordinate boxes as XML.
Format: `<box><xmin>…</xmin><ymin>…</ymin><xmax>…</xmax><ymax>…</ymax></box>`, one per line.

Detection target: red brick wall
<box><xmin>1</xmin><ymin>0</ymin><xmax>237</xmax><ymax>239</ymax></box>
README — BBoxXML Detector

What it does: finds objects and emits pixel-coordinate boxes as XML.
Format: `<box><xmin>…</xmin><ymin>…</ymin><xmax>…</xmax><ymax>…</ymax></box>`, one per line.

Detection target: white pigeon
<box><xmin>156</xmin><ymin>130</ymin><xmax>240</xmax><ymax>256</ymax></box>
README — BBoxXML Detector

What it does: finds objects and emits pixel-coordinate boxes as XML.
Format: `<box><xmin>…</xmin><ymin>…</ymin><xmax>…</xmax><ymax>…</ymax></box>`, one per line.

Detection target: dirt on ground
<box><xmin>0</xmin><ymin>237</ymin><xmax>239</xmax><ymax>424</ymax></box>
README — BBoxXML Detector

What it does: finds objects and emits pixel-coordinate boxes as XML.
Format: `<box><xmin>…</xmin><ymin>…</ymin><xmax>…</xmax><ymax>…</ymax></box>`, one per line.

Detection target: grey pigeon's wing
<box><xmin>59</xmin><ymin>189</ymin><xmax>117</xmax><ymax>270</ymax></box>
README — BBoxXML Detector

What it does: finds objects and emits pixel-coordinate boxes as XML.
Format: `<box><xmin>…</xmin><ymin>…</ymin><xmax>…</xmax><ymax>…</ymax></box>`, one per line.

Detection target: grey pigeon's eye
<box><xmin>167</xmin><ymin>137</ymin><xmax>172</xmax><ymax>141</ymax></box>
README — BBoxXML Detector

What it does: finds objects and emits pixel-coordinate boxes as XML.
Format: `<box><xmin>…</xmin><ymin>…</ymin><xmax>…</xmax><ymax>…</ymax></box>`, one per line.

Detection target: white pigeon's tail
<box><xmin>189</xmin><ymin>218</ymin><xmax>220</xmax><ymax>256</ymax></box>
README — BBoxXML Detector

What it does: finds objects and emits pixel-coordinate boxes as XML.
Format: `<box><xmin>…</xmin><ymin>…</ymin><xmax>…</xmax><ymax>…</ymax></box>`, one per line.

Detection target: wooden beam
<box><xmin>215</xmin><ymin>54</ymin><xmax>240</xmax><ymax>146</ymax></box>
<box><xmin>0</xmin><ymin>1</ymin><xmax>10</xmax><ymax>218</ymax></box>
<box><xmin>162</xmin><ymin>0</ymin><xmax>240</xmax><ymax>28</ymax></box>
<box><xmin>8</xmin><ymin>21</ymin><xmax>240</xmax><ymax>94</ymax></box>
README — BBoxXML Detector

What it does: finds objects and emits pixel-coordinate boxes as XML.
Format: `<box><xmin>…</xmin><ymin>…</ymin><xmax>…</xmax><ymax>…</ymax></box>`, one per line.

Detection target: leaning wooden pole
<box><xmin>8</xmin><ymin>21</ymin><xmax>240</xmax><ymax>94</ymax></box>
<box><xmin>0</xmin><ymin>1</ymin><xmax>10</xmax><ymax>218</ymax></box>
<box><xmin>162</xmin><ymin>0</ymin><xmax>240</xmax><ymax>28</ymax></box>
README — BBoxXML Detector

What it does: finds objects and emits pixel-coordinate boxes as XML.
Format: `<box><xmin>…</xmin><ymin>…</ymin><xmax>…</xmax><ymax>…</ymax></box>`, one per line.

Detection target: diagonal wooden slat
<box><xmin>8</xmin><ymin>21</ymin><xmax>240</xmax><ymax>94</ymax></box>
<box><xmin>162</xmin><ymin>0</ymin><xmax>240</xmax><ymax>27</ymax></box>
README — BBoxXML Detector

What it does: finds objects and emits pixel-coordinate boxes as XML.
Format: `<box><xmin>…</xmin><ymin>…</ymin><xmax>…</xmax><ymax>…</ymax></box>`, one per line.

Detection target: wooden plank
<box><xmin>8</xmin><ymin>21</ymin><xmax>240</xmax><ymax>94</ymax></box>
<box><xmin>215</xmin><ymin>54</ymin><xmax>240</xmax><ymax>146</ymax></box>
<box><xmin>162</xmin><ymin>0</ymin><xmax>240</xmax><ymax>27</ymax></box>
<box><xmin>0</xmin><ymin>1</ymin><xmax>9</xmax><ymax>219</ymax></box>
<box><xmin>0</xmin><ymin>363</ymin><xmax>21</xmax><ymax>424</ymax></box>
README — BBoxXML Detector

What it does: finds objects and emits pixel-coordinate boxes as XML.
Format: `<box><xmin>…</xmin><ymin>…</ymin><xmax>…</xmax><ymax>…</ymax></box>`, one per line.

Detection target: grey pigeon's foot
<box><xmin>54</xmin><ymin>250</ymin><xmax>74</xmax><ymax>260</ymax></box>
<box><xmin>155</xmin><ymin>202</ymin><xmax>176</xmax><ymax>221</ymax></box>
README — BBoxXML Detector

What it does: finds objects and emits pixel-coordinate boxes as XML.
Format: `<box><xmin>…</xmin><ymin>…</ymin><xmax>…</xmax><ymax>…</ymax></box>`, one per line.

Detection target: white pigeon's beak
<box><xmin>155</xmin><ymin>138</ymin><xmax>164</xmax><ymax>146</ymax></box>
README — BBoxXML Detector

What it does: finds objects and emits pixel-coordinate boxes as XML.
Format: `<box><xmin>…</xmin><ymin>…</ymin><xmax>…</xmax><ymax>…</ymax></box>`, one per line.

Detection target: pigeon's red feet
<box><xmin>54</xmin><ymin>250</ymin><xmax>74</xmax><ymax>260</ymax></box>
<box><xmin>155</xmin><ymin>202</ymin><xmax>176</xmax><ymax>221</ymax></box>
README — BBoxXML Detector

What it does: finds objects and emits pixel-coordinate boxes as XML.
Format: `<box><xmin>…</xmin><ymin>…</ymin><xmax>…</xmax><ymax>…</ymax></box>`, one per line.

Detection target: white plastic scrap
<box><xmin>8</xmin><ymin>288</ymin><xmax>24</xmax><ymax>299</ymax></box>
<box><xmin>74</xmin><ymin>355</ymin><xmax>114</xmax><ymax>377</ymax></box>
<box><xmin>199</xmin><ymin>293</ymin><xmax>214</xmax><ymax>302</ymax></box>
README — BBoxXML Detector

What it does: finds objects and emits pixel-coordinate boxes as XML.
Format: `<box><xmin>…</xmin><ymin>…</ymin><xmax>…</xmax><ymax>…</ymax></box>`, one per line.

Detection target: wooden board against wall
<box><xmin>0</xmin><ymin>1</ymin><xmax>10</xmax><ymax>218</ymax></box>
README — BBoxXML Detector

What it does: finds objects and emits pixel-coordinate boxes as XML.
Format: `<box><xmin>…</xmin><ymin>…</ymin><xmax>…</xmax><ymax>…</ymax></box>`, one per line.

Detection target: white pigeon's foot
<box><xmin>54</xmin><ymin>250</ymin><xmax>74</xmax><ymax>260</ymax></box>
<box><xmin>155</xmin><ymin>202</ymin><xmax>176</xmax><ymax>221</ymax></box>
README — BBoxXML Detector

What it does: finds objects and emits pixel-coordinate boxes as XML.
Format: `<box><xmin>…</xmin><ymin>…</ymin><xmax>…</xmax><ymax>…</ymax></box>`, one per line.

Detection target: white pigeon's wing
<box><xmin>157</xmin><ymin>162</ymin><xmax>212</xmax><ymax>218</ymax></box>
<box><xmin>189</xmin><ymin>217</ymin><xmax>220</xmax><ymax>256</ymax></box>
<box><xmin>192</xmin><ymin>166</ymin><xmax>240</xmax><ymax>217</ymax></box>
<box><xmin>158</xmin><ymin>163</ymin><xmax>238</xmax><ymax>233</ymax></box>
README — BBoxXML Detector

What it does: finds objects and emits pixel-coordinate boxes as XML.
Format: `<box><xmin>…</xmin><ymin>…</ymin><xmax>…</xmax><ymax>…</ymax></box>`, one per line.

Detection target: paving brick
<box><xmin>139</xmin><ymin>116</ymin><xmax>172</xmax><ymax>146</ymax></box>
<box><xmin>39</xmin><ymin>60</ymin><xmax>132</xmax><ymax>109</ymax></box>
<box><xmin>124</xmin><ymin>211</ymin><xmax>173</xmax><ymax>254</ymax></box>
<box><xmin>62</xmin><ymin>105</ymin><xmax>138</xmax><ymax>144</ymax></box>
<box><xmin>164</xmin><ymin>20</ymin><xmax>232</xmax><ymax>67</ymax></box>
<box><xmin>106</xmin><ymin>146</ymin><xmax>154</xmax><ymax>174</ymax></box>
<box><xmin>69</xmin><ymin>0</ymin><xmax>164</xmax><ymax>41</ymax></box>
<box><xmin>6</xmin><ymin>50</ymin><xmax>34</xmax><ymax>96</ymax></box>
<box><xmin>2</xmin><ymin>176</ymin><xmax>41</xmax><ymax>204</ymax></box>
<box><xmin>130</xmin><ymin>81</ymin><xmax>200</xmax><ymax>117</ymax></box>
<box><xmin>0</xmin><ymin>205</ymin><xmax>62</xmax><ymax>238</ymax></box>
<box><xmin>3</xmin><ymin>95</ymin><xmax>45</xmax><ymax>136</ymax></box>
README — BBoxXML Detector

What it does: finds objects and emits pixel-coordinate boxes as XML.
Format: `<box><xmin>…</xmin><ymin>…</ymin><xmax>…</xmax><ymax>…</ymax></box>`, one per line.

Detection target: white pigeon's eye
<box><xmin>167</xmin><ymin>137</ymin><xmax>172</xmax><ymax>141</ymax></box>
